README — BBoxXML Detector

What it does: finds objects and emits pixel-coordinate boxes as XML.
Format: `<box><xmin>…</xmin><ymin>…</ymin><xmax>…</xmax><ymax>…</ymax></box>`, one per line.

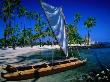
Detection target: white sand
<box><xmin>0</xmin><ymin>45</ymin><xmax>60</xmax><ymax>59</ymax></box>
<box><xmin>0</xmin><ymin>45</ymin><xmax>60</xmax><ymax>66</ymax></box>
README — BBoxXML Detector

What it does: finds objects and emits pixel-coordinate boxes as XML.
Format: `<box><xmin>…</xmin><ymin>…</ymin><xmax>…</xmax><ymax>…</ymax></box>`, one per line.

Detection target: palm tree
<box><xmin>0</xmin><ymin>0</ymin><xmax>31</xmax><ymax>48</ymax></box>
<box><xmin>1</xmin><ymin>0</ymin><xmax>12</xmax><ymax>48</ymax></box>
<box><xmin>84</xmin><ymin>16</ymin><xmax>96</xmax><ymax>45</ymax></box>
<box><xmin>45</xmin><ymin>27</ymin><xmax>51</xmax><ymax>45</ymax></box>
<box><xmin>65</xmin><ymin>12</ymin><xmax>82</xmax><ymax>45</ymax></box>
<box><xmin>34</xmin><ymin>13</ymin><xmax>43</xmax><ymax>47</ymax></box>
<box><xmin>27</xmin><ymin>28</ymin><xmax>34</xmax><ymax>47</ymax></box>
<box><xmin>18</xmin><ymin>28</ymin><xmax>29</xmax><ymax>47</ymax></box>
<box><xmin>0</xmin><ymin>0</ymin><xmax>21</xmax><ymax>48</ymax></box>
<box><xmin>26</xmin><ymin>11</ymin><xmax>37</xmax><ymax>47</ymax></box>
<box><xmin>67</xmin><ymin>24</ymin><xmax>76</xmax><ymax>44</ymax></box>
<box><xmin>73</xmin><ymin>13</ymin><xmax>81</xmax><ymax>27</ymax></box>
<box><xmin>26</xmin><ymin>11</ymin><xmax>35</xmax><ymax>27</ymax></box>
<box><xmin>67</xmin><ymin>24</ymin><xmax>82</xmax><ymax>44</ymax></box>
<box><xmin>18</xmin><ymin>7</ymin><xmax>28</xmax><ymax>47</ymax></box>
<box><xmin>10</xmin><ymin>25</ymin><xmax>20</xmax><ymax>49</ymax></box>
<box><xmin>37</xmin><ymin>13</ymin><xmax>42</xmax><ymax>47</ymax></box>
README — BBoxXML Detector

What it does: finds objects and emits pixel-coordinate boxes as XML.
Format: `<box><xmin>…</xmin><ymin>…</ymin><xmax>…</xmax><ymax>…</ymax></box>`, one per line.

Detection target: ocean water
<box><xmin>0</xmin><ymin>48</ymin><xmax>110</xmax><ymax>82</ymax></box>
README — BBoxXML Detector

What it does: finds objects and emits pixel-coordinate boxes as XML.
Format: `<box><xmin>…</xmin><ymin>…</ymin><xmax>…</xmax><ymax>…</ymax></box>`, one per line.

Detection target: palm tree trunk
<box><xmin>38</xmin><ymin>14</ymin><xmax>41</xmax><ymax>47</ymax></box>
<box><xmin>12</xmin><ymin>16</ymin><xmax>16</xmax><ymax>50</ymax></box>
<box><xmin>23</xmin><ymin>17</ymin><xmax>26</xmax><ymax>47</ymax></box>
<box><xmin>4</xmin><ymin>23</ymin><xmax>8</xmax><ymax>48</ymax></box>
<box><xmin>3</xmin><ymin>22</ymin><xmax>6</xmax><ymax>48</ymax></box>
<box><xmin>87</xmin><ymin>30</ymin><xmax>90</xmax><ymax>45</ymax></box>
<box><xmin>29</xmin><ymin>18</ymin><xmax>33</xmax><ymax>47</ymax></box>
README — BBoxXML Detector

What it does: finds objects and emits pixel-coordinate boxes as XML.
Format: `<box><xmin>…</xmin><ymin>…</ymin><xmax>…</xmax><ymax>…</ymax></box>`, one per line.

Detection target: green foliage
<box><xmin>67</xmin><ymin>24</ymin><xmax>82</xmax><ymax>44</ymax></box>
<box><xmin>0</xmin><ymin>0</ymin><xmax>97</xmax><ymax>49</ymax></box>
<box><xmin>0</xmin><ymin>38</ymin><xmax>5</xmax><ymax>48</ymax></box>
<box><xmin>84</xmin><ymin>16</ymin><xmax>96</xmax><ymax>45</ymax></box>
<box><xmin>73</xmin><ymin>12</ymin><xmax>81</xmax><ymax>27</ymax></box>
<box><xmin>1</xmin><ymin>0</ymin><xmax>21</xmax><ymax>21</ymax></box>
<box><xmin>35</xmin><ymin>24</ymin><xmax>41</xmax><ymax>33</ymax></box>
<box><xmin>84</xmin><ymin>16</ymin><xmax>96</xmax><ymax>29</ymax></box>
<box><xmin>0</xmin><ymin>0</ymin><xmax>22</xmax><ymax>48</ymax></box>
<box><xmin>18</xmin><ymin>7</ymin><xmax>27</xmax><ymax>17</ymax></box>
<box><xmin>66</xmin><ymin>12</ymin><xmax>82</xmax><ymax>45</ymax></box>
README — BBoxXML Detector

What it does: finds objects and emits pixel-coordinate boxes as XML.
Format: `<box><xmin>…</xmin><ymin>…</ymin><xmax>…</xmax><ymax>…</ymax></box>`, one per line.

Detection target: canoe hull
<box><xmin>1</xmin><ymin>59</ymin><xmax>86</xmax><ymax>81</ymax></box>
<box><xmin>38</xmin><ymin>60</ymin><xmax>86</xmax><ymax>77</ymax></box>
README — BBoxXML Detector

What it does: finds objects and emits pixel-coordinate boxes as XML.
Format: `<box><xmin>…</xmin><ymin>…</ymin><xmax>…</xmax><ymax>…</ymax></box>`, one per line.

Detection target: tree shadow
<box><xmin>31</xmin><ymin>78</ymin><xmax>39</xmax><ymax>82</ymax></box>
<box><xmin>31</xmin><ymin>70</ymin><xmax>40</xmax><ymax>82</ymax></box>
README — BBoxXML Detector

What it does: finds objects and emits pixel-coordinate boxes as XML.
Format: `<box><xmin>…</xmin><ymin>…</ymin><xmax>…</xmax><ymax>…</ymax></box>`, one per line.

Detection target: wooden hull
<box><xmin>1</xmin><ymin>58</ymin><xmax>86</xmax><ymax>81</ymax></box>
<box><xmin>38</xmin><ymin>60</ymin><xmax>86</xmax><ymax>77</ymax></box>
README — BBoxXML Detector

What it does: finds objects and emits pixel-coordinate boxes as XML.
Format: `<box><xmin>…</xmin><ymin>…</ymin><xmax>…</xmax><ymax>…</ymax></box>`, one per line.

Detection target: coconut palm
<box><xmin>34</xmin><ymin>13</ymin><xmax>44</xmax><ymax>47</ymax></box>
<box><xmin>66</xmin><ymin>12</ymin><xmax>82</xmax><ymax>45</ymax></box>
<box><xmin>67</xmin><ymin>24</ymin><xmax>82</xmax><ymax>44</ymax></box>
<box><xmin>1</xmin><ymin>0</ymin><xmax>12</xmax><ymax>48</ymax></box>
<box><xmin>37</xmin><ymin>13</ymin><xmax>42</xmax><ymax>47</ymax></box>
<box><xmin>26</xmin><ymin>11</ymin><xmax>35</xmax><ymax>27</ymax></box>
<box><xmin>45</xmin><ymin>27</ymin><xmax>51</xmax><ymax>45</ymax></box>
<box><xmin>10</xmin><ymin>25</ymin><xmax>20</xmax><ymax>49</ymax></box>
<box><xmin>25</xmin><ymin>11</ymin><xmax>34</xmax><ymax>47</ymax></box>
<box><xmin>0</xmin><ymin>0</ymin><xmax>21</xmax><ymax>48</ymax></box>
<box><xmin>18</xmin><ymin>7</ymin><xmax>28</xmax><ymax>47</ymax></box>
<box><xmin>73</xmin><ymin>13</ymin><xmax>81</xmax><ymax>27</ymax></box>
<box><xmin>84</xmin><ymin>16</ymin><xmax>96</xmax><ymax>45</ymax></box>
<box><xmin>27</xmin><ymin>28</ymin><xmax>34</xmax><ymax>47</ymax></box>
<box><xmin>18</xmin><ymin>27</ymin><xmax>30</xmax><ymax>47</ymax></box>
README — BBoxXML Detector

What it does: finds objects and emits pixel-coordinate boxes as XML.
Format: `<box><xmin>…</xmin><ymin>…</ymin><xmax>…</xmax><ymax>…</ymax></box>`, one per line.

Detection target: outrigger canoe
<box><xmin>1</xmin><ymin>58</ymin><xmax>86</xmax><ymax>81</ymax></box>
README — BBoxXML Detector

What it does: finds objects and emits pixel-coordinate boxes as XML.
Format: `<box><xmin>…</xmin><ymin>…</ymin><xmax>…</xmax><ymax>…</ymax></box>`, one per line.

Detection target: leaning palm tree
<box><xmin>18</xmin><ymin>7</ymin><xmax>27</xmax><ymax>47</ymax></box>
<box><xmin>84</xmin><ymin>16</ymin><xmax>96</xmax><ymax>45</ymax></box>
<box><xmin>26</xmin><ymin>11</ymin><xmax>37</xmax><ymax>47</ymax></box>
<box><xmin>37</xmin><ymin>13</ymin><xmax>42</xmax><ymax>47</ymax></box>
<box><xmin>34</xmin><ymin>13</ymin><xmax>43</xmax><ymax>47</ymax></box>
<box><xmin>45</xmin><ymin>27</ymin><xmax>51</xmax><ymax>45</ymax></box>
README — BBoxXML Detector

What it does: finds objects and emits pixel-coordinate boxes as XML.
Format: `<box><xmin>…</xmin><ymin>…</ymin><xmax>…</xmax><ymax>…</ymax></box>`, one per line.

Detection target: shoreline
<box><xmin>0</xmin><ymin>45</ymin><xmax>60</xmax><ymax>59</ymax></box>
<box><xmin>0</xmin><ymin>45</ymin><xmax>60</xmax><ymax>67</ymax></box>
<box><xmin>0</xmin><ymin>44</ymin><xmax>110</xmax><ymax>58</ymax></box>
<box><xmin>0</xmin><ymin>44</ymin><xmax>110</xmax><ymax>62</ymax></box>
<box><xmin>69</xmin><ymin>44</ymin><xmax>110</xmax><ymax>50</ymax></box>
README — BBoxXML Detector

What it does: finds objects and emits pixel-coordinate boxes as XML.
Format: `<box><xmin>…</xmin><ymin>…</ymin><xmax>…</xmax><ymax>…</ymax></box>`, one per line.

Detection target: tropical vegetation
<box><xmin>0</xmin><ymin>0</ymin><xmax>96</xmax><ymax>49</ymax></box>
<box><xmin>84</xmin><ymin>16</ymin><xmax>96</xmax><ymax>45</ymax></box>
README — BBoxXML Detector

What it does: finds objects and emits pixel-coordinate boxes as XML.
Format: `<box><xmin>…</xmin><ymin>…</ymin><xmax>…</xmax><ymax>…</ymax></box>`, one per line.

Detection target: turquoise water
<box><xmin>1</xmin><ymin>48</ymin><xmax>110</xmax><ymax>82</ymax></box>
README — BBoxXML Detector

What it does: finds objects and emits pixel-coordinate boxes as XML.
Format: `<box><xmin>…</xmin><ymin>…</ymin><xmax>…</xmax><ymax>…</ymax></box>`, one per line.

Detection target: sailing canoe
<box><xmin>1</xmin><ymin>58</ymin><xmax>86</xmax><ymax>81</ymax></box>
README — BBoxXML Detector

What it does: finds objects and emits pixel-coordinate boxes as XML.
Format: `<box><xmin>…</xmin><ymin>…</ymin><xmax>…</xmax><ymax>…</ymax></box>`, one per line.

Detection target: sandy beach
<box><xmin>0</xmin><ymin>45</ymin><xmax>60</xmax><ymax>57</ymax></box>
<box><xmin>0</xmin><ymin>45</ymin><xmax>60</xmax><ymax>67</ymax></box>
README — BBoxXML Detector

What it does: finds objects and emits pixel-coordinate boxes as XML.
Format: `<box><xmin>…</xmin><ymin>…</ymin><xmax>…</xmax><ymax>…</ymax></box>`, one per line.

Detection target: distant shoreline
<box><xmin>69</xmin><ymin>43</ymin><xmax>110</xmax><ymax>49</ymax></box>
<box><xmin>1</xmin><ymin>43</ymin><xmax>110</xmax><ymax>51</ymax></box>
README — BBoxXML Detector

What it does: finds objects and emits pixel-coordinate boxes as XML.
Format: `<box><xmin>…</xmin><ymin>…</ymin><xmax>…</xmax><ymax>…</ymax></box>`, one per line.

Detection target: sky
<box><xmin>0</xmin><ymin>0</ymin><xmax>110</xmax><ymax>42</ymax></box>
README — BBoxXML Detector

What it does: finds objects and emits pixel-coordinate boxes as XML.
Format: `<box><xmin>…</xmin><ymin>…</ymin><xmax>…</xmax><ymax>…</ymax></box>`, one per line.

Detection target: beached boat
<box><xmin>1</xmin><ymin>1</ymin><xmax>87</xmax><ymax>81</ymax></box>
<box><xmin>1</xmin><ymin>58</ymin><xmax>86</xmax><ymax>81</ymax></box>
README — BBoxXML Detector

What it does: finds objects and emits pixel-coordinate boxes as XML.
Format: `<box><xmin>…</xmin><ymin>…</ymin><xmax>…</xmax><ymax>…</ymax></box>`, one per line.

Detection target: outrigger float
<box><xmin>1</xmin><ymin>58</ymin><xmax>86</xmax><ymax>81</ymax></box>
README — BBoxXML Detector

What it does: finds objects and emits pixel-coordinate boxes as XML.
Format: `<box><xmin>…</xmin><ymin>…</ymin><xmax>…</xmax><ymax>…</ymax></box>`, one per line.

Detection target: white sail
<box><xmin>41</xmin><ymin>1</ymin><xmax>68</xmax><ymax>57</ymax></box>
